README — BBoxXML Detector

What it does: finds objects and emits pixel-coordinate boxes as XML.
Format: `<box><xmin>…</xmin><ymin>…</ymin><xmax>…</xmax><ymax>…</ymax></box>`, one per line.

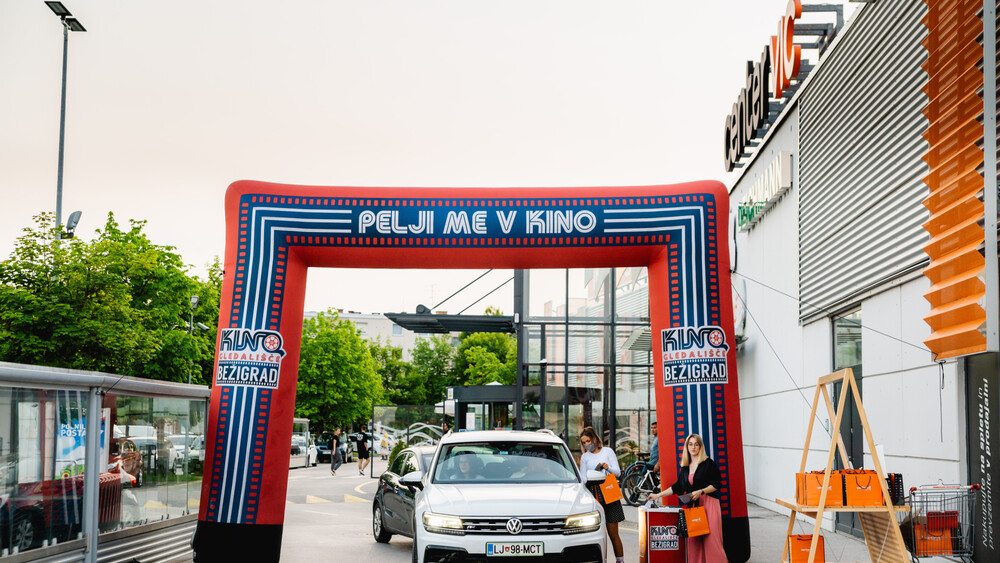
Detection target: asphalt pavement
<box><xmin>175</xmin><ymin>457</ymin><xmax>893</xmax><ymax>562</ymax></box>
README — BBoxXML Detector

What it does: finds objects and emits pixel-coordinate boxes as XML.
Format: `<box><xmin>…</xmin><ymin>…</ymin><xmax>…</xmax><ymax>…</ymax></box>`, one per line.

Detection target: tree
<box><xmin>410</xmin><ymin>334</ymin><xmax>456</xmax><ymax>403</ymax></box>
<box><xmin>370</xmin><ymin>338</ymin><xmax>427</xmax><ymax>405</ymax></box>
<box><xmin>0</xmin><ymin>213</ymin><xmax>218</xmax><ymax>382</ymax></box>
<box><xmin>295</xmin><ymin>310</ymin><xmax>383</xmax><ymax>432</ymax></box>
<box><xmin>452</xmin><ymin>332</ymin><xmax>516</xmax><ymax>386</ymax></box>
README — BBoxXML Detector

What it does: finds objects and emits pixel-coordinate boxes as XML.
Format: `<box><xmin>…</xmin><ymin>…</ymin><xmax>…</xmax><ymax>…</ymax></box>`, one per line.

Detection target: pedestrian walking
<box><xmin>330</xmin><ymin>427</ymin><xmax>344</xmax><ymax>475</ymax></box>
<box><xmin>356</xmin><ymin>425</ymin><xmax>372</xmax><ymax>475</ymax></box>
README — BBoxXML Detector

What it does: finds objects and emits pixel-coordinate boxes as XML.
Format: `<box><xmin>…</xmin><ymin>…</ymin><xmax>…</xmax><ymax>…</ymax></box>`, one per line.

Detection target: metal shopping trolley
<box><xmin>903</xmin><ymin>481</ymin><xmax>980</xmax><ymax>562</ymax></box>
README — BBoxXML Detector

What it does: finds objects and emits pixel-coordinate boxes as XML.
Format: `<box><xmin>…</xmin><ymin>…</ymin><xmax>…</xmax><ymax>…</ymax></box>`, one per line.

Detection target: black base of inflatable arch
<box><xmin>193</xmin><ymin>521</ymin><xmax>283</xmax><ymax>562</ymax></box>
<box><xmin>722</xmin><ymin>516</ymin><xmax>751</xmax><ymax>563</ymax></box>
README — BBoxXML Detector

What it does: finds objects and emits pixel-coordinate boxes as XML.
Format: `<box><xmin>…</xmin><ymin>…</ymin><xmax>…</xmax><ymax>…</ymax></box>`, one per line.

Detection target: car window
<box><xmin>401</xmin><ymin>453</ymin><xmax>419</xmax><ymax>475</ymax></box>
<box><xmin>432</xmin><ymin>442</ymin><xmax>578</xmax><ymax>484</ymax></box>
<box><xmin>389</xmin><ymin>452</ymin><xmax>409</xmax><ymax>475</ymax></box>
<box><xmin>419</xmin><ymin>453</ymin><xmax>434</xmax><ymax>471</ymax></box>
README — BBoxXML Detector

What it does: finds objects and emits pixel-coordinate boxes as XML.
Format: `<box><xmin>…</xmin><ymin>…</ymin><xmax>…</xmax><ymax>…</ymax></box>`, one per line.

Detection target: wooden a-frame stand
<box><xmin>776</xmin><ymin>368</ymin><xmax>910</xmax><ymax>563</ymax></box>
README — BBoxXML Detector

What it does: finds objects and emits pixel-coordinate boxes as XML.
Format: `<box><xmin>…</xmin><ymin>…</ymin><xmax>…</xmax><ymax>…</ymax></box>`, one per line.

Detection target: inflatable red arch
<box><xmin>193</xmin><ymin>180</ymin><xmax>750</xmax><ymax>562</ymax></box>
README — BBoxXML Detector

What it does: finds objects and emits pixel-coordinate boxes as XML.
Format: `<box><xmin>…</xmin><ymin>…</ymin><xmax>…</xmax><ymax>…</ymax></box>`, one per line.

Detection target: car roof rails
<box><xmin>535</xmin><ymin>429</ymin><xmax>556</xmax><ymax>436</ymax></box>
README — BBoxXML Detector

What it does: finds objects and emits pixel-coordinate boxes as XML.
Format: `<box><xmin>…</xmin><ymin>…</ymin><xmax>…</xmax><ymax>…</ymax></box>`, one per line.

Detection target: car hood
<box><xmin>423</xmin><ymin>482</ymin><xmax>599</xmax><ymax>517</ymax></box>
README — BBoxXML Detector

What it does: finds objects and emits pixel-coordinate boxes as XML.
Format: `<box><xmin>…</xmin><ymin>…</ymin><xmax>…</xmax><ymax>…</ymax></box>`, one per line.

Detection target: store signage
<box><xmin>216</xmin><ymin>328</ymin><xmax>286</xmax><ymax>388</ymax></box>
<box><xmin>661</xmin><ymin>325</ymin><xmax>730</xmax><ymax>385</ymax></box>
<box><xmin>737</xmin><ymin>151</ymin><xmax>792</xmax><ymax>231</ymax></box>
<box><xmin>724</xmin><ymin>0</ymin><xmax>803</xmax><ymax>172</ymax></box>
<box><xmin>649</xmin><ymin>525</ymin><xmax>680</xmax><ymax>550</ymax></box>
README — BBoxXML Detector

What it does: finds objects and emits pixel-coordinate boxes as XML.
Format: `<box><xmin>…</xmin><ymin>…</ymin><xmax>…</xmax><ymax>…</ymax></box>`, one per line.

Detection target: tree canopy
<box><xmin>0</xmin><ymin>213</ymin><xmax>220</xmax><ymax>383</ymax></box>
<box><xmin>295</xmin><ymin>310</ymin><xmax>384</xmax><ymax>431</ymax></box>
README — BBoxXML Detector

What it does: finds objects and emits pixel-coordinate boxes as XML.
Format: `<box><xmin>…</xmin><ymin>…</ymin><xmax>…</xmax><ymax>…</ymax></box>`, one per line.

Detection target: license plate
<box><xmin>486</xmin><ymin>542</ymin><xmax>544</xmax><ymax>557</ymax></box>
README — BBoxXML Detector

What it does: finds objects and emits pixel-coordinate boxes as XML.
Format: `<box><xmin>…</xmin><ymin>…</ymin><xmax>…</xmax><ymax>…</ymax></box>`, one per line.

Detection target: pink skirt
<box><xmin>687</xmin><ymin>488</ymin><xmax>727</xmax><ymax>562</ymax></box>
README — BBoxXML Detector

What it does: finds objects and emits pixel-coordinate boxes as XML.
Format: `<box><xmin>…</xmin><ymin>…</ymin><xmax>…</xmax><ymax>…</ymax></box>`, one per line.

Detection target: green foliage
<box><xmin>387</xmin><ymin>439</ymin><xmax>406</xmax><ymax>466</ymax></box>
<box><xmin>453</xmin><ymin>332</ymin><xmax>516</xmax><ymax>386</ymax></box>
<box><xmin>370</xmin><ymin>338</ymin><xmax>428</xmax><ymax>406</ymax></box>
<box><xmin>410</xmin><ymin>334</ymin><xmax>456</xmax><ymax>402</ymax></box>
<box><xmin>295</xmin><ymin>310</ymin><xmax>384</xmax><ymax>431</ymax></box>
<box><xmin>0</xmin><ymin>213</ymin><xmax>220</xmax><ymax>382</ymax></box>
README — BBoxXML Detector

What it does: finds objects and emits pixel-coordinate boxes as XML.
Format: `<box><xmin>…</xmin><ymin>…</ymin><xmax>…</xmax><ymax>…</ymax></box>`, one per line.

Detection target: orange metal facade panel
<box><xmin>923</xmin><ymin>243</ymin><xmax>985</xmax><ymax>284</ymax></box>
<box><xmin>922</xmin><ymin>91</ymin><xmax>981</xmax><ymax>141</ymax></box>
<box><xmin>923</xmin><ymin>319</ymin><xmax>988</xmax><ymax>356</ymax></box>
<box><xmin>923</xmin><ymin>38</ymin><xmax>983</xmax><ymax>82</ymax></box>
<box><xmin>925</xmin><ymin>269</ymin><xmax>986</xmax><ymax>308</ymax></box>
<box><xmin>922</xmin><ymin>167</ymin><xmax>983</xmax><ymax>211</ymax></box>
<box><xmin>923</xmin><ymin>114</ymin><xmax>983</xmax><ymax>167</ymax></box>
<box><xmin>923</xmin><ymin>0</ymin><xmax>980</xmax><ymax>31</ymax></box>
<box><xmin>923</xmin><ymin>195</ymin><xmax>984</xmax><ymax>236</ymax></box>
<box><xmin>923</xmin><ymin>218</ymin><xmax>986</xmax><ymax>257</ymax></box>
<box><xmin>924</xmin><ymin>293</ymin><xmax>988</xmax><ymax>331</ymax></box>
<box><xmin>923</xmin><ymin>64</ymin><xmax>983</xmax><ymax>117</ymax></box>
<box><xmin>923</xmin><ymin>11</ymin><xmax>982</xmax><ymax>55</ymax></box>
<box><xmin>921</xmin><ymin>0</ymin><xmax>990</xmax><ymax>360</ymax></box>
<box><xmin>922</xmin><ymin>141</ymin><xmax>984</xmax><ymax>188</ymax></box>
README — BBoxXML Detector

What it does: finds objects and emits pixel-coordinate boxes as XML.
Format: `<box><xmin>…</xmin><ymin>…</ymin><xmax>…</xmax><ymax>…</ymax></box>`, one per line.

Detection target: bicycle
<box><xmin>619</xmin><ymin>453</ymin><xmax>660</xmax><ymax>506</ymax></box>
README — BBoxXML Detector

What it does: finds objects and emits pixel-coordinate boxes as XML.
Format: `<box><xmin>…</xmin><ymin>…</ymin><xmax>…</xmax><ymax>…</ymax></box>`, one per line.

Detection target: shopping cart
<box><xmin>903</xmin><ymin>481</ymin><xmax>980</xmax><ymax>562</ymax></box>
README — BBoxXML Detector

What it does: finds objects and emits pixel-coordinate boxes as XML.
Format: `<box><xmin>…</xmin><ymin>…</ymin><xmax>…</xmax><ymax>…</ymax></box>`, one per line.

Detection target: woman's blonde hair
<box><xmin>579</xmin><ymin>426</ymin><xmax>602</xmax><ymax>452</ymax></box>
<box><xmin>680</xmin><ymin>433</ymin><xmax>708</xmax><ymax>467</ymax></box>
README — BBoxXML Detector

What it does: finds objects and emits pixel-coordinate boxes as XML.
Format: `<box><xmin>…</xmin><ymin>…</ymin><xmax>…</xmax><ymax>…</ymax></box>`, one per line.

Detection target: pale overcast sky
<box><xmin>0</xmin><ymin>1</ymin><xmax>855</xmax><ymax>315</ymax></box>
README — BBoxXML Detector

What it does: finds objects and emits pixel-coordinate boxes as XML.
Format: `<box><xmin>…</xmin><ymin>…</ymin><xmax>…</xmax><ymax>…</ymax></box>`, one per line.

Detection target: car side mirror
<box><xmin>400</xmin><ymin>470</ymin><xmax>424</xmax><ymax>491</ymax></box>
<box><xmin>586</xmin><ymin>470</ymin><xmax>606</xmax><ymax>486</ymax></box>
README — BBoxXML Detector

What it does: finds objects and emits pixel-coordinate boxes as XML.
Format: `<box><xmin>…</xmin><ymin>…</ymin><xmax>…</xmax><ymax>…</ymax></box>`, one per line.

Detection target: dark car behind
<box><xmin>372</xmin><ymin>445</ymin><xmax>437</xmax><ymax>544</ymax></box>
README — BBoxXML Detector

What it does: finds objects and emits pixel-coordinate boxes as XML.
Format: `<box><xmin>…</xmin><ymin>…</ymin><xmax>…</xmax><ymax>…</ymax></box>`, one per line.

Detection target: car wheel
<box><xmin>373</xmin><ymin>502</ymin><xmax>392</xmax><ymax>543</ymax></box>
<box><xmin>11</xmin><ymin>513</ymin><xmax>37</xmax><ymax>552</ymax></box>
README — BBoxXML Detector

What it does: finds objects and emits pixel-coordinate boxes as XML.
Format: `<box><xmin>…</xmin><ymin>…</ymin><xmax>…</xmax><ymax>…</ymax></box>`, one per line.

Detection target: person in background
<box><xmin>329</xmin><ymin>427</ymin><xmax>343</xmax><ymax>476</ymax></box>
<box><xmin>579</xmin><ymin>426</ymin><xmax>625</xmax><ymax>563</ymax></box>
<box><xmin>649</xmin><ymin>421</ymin><xmax>660</xmax><ymax>475</ymax></box>
<box><xmin>356</xmin><ymin>424</ymin><xmax>372</xmax><ymax>475</ymax></box>
<box><xmin>648</xmin><ymin>433</ymin><xmax>727</xmax><ymax>563</ymax></box>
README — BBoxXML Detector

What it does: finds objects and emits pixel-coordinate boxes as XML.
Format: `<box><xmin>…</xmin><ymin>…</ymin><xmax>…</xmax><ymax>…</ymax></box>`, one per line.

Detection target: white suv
<box><xmin>401</xmin><ymin>430</ymin><xmax>607</xmax><ymax>563</ymax></box>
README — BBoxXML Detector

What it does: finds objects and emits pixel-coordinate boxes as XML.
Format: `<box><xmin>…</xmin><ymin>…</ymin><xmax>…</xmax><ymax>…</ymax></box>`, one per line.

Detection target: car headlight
<box><xmin>422</xmin><ymin>512</ymin><xmax>465</xmax><ymax>535</ymax></box>
<box><xmin>564</xmin><ymin>511</ymin><xmax>602</xmax><ymax>534</ymax></box>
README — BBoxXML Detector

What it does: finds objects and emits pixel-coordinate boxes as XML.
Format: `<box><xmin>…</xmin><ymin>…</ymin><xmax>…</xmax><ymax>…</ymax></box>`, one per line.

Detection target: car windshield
<box><xmin>432</xmin><ymin>442</ymin><xmax>578</xmax><ymax>484</ymax></box>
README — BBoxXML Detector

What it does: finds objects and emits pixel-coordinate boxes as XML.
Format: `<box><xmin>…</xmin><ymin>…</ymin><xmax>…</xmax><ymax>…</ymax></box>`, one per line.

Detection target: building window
<box><xmin>392</xmin><ymin>325</ymin><xmax>402</xmax><ymax>336</ymax></box>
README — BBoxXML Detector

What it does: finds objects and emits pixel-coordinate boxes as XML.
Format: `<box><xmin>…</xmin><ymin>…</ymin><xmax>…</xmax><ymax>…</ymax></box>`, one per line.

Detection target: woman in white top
<box><xmin>579</xmin><ymin>426</ymin><xmax>625</xmax><ymax>563</ymax></box>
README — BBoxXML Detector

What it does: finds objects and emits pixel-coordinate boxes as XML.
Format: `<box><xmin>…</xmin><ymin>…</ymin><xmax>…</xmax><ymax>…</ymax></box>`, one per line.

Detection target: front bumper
<box><xmin>419</xmin><ymin>529</ymin><xmax>605</xmax><ymax>563</ymax></box>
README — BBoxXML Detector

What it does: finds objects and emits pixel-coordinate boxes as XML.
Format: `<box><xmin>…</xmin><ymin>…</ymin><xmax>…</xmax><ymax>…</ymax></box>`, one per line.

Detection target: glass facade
<box><xmin>0</xmin><ymin>381</ymin><xmax>206</xmax><ymax>557</ymax></box>
<box><xmin>523</xmin><ymin>267</ymin><xmax>654</xmax><ymax>468</ymax></box>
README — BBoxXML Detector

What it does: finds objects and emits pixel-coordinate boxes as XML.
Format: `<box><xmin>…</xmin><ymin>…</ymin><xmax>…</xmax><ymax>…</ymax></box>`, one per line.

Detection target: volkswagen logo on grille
<box><xmin>506</xmin><ymin>518</ymin><xmax>523</xmax><ymax>535</ymax></box>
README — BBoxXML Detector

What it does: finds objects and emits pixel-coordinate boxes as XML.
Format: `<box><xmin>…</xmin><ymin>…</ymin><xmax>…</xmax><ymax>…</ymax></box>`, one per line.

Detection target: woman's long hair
<box><xmin>680</xmin><ymin>433</ymin><xmax>708</xmax><ymax>467</ymax></box>
<box><xmin>579</xmin><ymin>426</ymin><xmax>603</xmax><ymax>452</ymax></box>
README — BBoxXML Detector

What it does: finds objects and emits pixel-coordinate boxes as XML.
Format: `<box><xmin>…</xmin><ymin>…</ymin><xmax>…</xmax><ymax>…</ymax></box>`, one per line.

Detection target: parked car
<box><xmin>0</xmin><ymin>472</ymin><xmax>123</xmax><ymax>554</ymax></box>
<box><xmin>109</xmin><ymin>438</ymin><xmax>144</xmax><ymax>487</ymax></box>
<box><xmin>380</xmin><ymin>430</ymin><xmax>607</xmax><ymax>563</ymax></box>
<box><xmin>316</xmin><ymin>433</ymin><xmax>333</xmax><ymax>464</ymax></box>
<box><xmin>290</xmin><ymin>435</ymin><xmax>317</xmax><ymax>468</ymax></box>
<box><xmin>186</xmin><ymin>435</ymin><xmax>205</xmax><ymax>472</ymax></box>
<box><xmin>166</xmin><ymin>434</ymin><xmax>203</xmax><ymax>471</ymax></box>
<box><xmin>372</xmin><ymin>445</ymin><xmax>437</xmax><ymax>544</ymax></box>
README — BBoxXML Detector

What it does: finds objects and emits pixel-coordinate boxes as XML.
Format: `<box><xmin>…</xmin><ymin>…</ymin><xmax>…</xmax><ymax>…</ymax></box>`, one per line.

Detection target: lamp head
<box><xmin>190</xmin><ymin>295</ymin><xmax>200</xmax><ymax>309</ymax></box>
<box><xmin>60</xmin><ymin>210</ymin><xmax>82</xmax><ymax>239</ymax></box>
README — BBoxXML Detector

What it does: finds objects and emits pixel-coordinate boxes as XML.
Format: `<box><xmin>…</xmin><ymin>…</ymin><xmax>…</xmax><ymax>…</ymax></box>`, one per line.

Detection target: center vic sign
<box><xmin>723</xmin><ymin>0</ymin><xmax>803</xmax><ymax>172</ymax></box>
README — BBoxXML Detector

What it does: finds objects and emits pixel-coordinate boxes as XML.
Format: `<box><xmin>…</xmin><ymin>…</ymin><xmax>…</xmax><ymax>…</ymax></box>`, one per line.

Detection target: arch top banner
<box><xmin>194</xmin><ymin>180</ymin><xmax>750</xmax><ymax>562</ymax></box>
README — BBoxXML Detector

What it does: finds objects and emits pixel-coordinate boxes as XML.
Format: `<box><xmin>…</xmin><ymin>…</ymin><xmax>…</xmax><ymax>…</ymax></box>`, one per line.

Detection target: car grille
<box><xmin>461</xmin><ymin>517</ymin><xmax>565</xmax><ymax>535</ymax></box>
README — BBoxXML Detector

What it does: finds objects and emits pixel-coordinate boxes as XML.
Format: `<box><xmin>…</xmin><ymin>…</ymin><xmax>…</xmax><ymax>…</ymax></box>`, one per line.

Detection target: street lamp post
<box><xmin>189</xmin><ymin>296</ymin><xmax>199</xmax><ymax>384</ymax></box>
<box><xmin>44</xmin><ymin>2</ymin><xmax>86</xmax><ymax>231</ymax></box>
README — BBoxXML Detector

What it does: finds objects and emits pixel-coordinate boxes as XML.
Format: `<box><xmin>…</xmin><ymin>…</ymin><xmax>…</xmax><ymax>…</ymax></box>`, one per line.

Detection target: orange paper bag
<box><xmin>681</xmin><ymin>505</ymin><xmax>710</xmax><ymax>537</ymax></box>
<box><xmin>788</xmin><ymin>534</ymin><xmax>825</xmax><ymax>562</ymax></box>
<box><xmin>599</xmin><ymin>473</ymin><xmax>623</xmax><ymax>504</ymax></box>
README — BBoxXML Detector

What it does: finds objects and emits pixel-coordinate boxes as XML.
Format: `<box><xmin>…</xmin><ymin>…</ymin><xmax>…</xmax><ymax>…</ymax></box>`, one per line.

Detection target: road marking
<box><xmin>344</xmin><ymin>494</ymin><xmax>368</xmax><ymax>503</ymax></box>
<box><xmin>144</xmin><ymin>500</ymin><xmax>167</xmax><ymax>509</ymax></box>
<box><xmin>187</xmin><ymin>498</ymin><xmax>200</xmax><ymax>508</ymax></box>
<box><xmin>286</xmin><ymin>500</ymin><xmax>294</xmax><ymax>504</ymax></box>
<box><xmin>354</xmin><ymin>480</ymin><xmax>376</xmax><ymax>495</ymax></box>
<box><xmin>306</xmin><ymin>495</ymin><xmax>331</xmax><ymax>504</ymax></box>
